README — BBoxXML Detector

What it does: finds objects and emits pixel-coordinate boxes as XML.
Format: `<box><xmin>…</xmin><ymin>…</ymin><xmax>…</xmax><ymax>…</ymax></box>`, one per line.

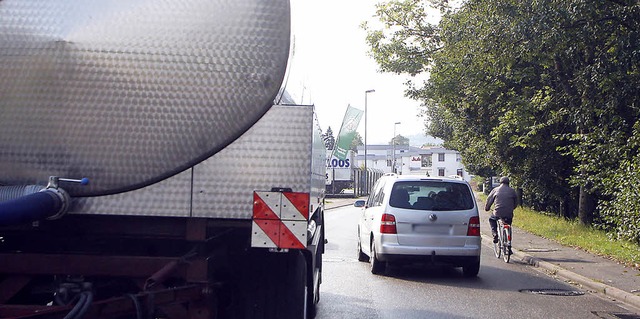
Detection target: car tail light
<box><xmin>467</xmin><ymin>216</ymin><xmax>480</xmax><ymax>236</ymax></box>
<box><xmin>380</xmin><ymin>213</ymin><xmax>397</xmax><ymax>234</ymax></box>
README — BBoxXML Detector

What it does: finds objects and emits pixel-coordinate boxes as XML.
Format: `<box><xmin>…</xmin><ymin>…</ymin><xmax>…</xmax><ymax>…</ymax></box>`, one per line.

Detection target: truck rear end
<box><xmin>0</xmin><ymin>1</ymin><xmax>325</xmax><ymax>318</ymax></box>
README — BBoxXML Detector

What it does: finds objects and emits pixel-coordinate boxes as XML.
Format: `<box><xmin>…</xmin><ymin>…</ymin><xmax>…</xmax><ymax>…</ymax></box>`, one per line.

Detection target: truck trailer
<box><xmin>0</xmin><ymin>1</ymin><xmax>325</xmax><ymax>318</ymax></box>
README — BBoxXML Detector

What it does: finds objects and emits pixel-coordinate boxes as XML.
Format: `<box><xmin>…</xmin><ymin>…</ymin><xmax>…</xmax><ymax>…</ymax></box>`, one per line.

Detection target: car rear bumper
<box><xmin>377</xmin><ymin>252</ymin><xmax>480</xmax><ymax>266</ymax></box>
<box><xmin>375</xmin><ymin>237</ymin><xmax>481</xmax><ymax>265</ymax></box>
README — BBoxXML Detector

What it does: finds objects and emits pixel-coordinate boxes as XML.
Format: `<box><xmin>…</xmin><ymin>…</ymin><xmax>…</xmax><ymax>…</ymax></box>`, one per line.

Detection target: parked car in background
<box><xmin>355</xmin><ymin>174</ymin><xmax>481</xmax><ymax>276</ymax></box>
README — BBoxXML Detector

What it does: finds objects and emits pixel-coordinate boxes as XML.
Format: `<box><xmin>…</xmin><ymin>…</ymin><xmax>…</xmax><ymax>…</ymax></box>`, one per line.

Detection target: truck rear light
<box><xmin>467</xmin><ymin>216</ymin><xmax>480</xmax><ymax>236</ymax></box>
<box><xmin>380</xmin><ymin>213</ymin><xmax>397</xmax><ymax>234</ymax></box>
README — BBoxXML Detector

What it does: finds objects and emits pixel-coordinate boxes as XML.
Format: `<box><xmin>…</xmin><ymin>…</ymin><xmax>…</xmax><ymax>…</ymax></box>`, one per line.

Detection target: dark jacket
<box><xmin>485</xmin><ymin>184</ymin><xmax>518</xmax><ymax>218</ymax></box>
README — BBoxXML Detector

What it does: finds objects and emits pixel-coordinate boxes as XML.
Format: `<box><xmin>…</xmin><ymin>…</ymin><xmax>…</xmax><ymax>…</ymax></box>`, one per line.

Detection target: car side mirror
<box><xmin>354</xmin><ymin>200</ymin><xmax>366</xmax><ymax>208</ymax></box>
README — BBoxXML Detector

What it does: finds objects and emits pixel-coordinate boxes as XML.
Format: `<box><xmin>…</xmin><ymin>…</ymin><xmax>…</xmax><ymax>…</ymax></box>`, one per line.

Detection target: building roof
<box><xmin>355</xmin><ymin>145</ymin><xmax>459</xmax><ymax>158</ymax></box>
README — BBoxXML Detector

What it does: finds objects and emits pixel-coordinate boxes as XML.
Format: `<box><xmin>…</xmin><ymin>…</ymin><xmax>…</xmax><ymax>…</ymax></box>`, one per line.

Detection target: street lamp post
<box><xmin>364</xmin><ymin>89</ymin><xmax>375</xmax><ymax>194</ymax></box>
<box><xmin>393</xmin><ymin>122</ymin><xmax>401</xmax><ymax>174</ymax></box>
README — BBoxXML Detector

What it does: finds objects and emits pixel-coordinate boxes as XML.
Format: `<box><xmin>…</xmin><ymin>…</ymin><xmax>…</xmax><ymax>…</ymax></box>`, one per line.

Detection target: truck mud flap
<box><xmin>221</xmin><ymin>249</ymin><xmax>309</xmax><ymax>319</ymax></box>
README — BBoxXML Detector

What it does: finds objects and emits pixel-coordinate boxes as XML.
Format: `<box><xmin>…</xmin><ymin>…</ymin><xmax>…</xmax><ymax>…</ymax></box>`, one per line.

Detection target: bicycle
<box><xmin>492</xmin><ymin>218</ymin><xmax>512</xmax><ymax>263</ymax></box>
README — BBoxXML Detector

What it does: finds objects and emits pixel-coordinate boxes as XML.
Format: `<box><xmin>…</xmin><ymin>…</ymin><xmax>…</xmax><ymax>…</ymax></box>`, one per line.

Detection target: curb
<box><xmin>481</xmin><ymin>234</ymin><xmax>640</xmax><ymax>310</ymax></box>
<box><xmin>324</xmin><ymin>198</ymin><xmax>361</xmax><ymax>210</ymax></box>
<box><xmin>325</xmin><ymin>203</ymin><xmax>354</xmax><ymax>210</ymax></box>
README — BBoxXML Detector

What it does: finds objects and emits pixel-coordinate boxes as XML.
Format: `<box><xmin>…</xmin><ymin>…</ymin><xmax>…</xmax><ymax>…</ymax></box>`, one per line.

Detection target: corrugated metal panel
<box><xmin>0</xmin><ymin>0</ymin><xmax>290</xmax><ymax>196</ymax></box>
<box><xmin>310</xmin><ymin>111</ymin><xmax>328</xmax><ymax>212</ymax></box>
<box><xmin>68</xmin><ymin>105</ymin><xmax>325</xmax><ymax>218</ymax></box>
<box><xmin>192</xmin><ymin>105</ymin><xmax>320</xmax><ymax>219</ymax></box>
<box><xmin>69</xmin><ymin>169</ymin><xmax>192</xmax><ymax>217</ymax></box>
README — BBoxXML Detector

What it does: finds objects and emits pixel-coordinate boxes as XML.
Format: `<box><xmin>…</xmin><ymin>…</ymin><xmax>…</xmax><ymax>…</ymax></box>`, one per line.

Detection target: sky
<box><xmin>288</xmin><ymin>0</ymin><xmax>428</xmax><ymax>146</ymax></box>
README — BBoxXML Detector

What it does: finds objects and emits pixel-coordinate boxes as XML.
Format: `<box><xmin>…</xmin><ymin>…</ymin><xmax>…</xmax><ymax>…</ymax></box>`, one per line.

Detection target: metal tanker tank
<box><xmin>0</xmin><ymin>0</ymin><xmax>291</xmax><ymax>197</ymax></box>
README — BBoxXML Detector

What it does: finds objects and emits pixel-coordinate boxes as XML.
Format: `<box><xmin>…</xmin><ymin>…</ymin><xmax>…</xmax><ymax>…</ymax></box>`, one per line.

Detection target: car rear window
<box><xmin>389</xmin><ymin>181</ymin><xmax>474</xmax><ymax>211</ymax></box>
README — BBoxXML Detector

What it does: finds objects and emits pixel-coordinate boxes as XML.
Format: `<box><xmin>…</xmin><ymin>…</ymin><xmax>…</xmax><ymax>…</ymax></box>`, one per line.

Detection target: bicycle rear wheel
<box><xmin>493</xmin><ymin>233</ymin><xmax>501</xmax><ymax>258</ymax></box>
<box><xmin>502</xmin><ymin>228</ymin><xmax>511</xmax><ymax>263</ymax></box>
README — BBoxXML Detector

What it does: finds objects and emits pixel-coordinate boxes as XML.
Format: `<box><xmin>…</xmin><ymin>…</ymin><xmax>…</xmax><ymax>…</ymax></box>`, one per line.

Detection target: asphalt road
<box><xmin>315</xmin><ymin>204</ymin><xmax>640</xmax><ymax>319</ymax></box>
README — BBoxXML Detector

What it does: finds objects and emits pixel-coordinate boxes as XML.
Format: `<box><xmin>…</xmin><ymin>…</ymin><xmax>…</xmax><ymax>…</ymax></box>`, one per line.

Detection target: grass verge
<box><xmin>477</xmin><ymin>193</ymin><xmax>640</xmax><ymax>269</ymax></box>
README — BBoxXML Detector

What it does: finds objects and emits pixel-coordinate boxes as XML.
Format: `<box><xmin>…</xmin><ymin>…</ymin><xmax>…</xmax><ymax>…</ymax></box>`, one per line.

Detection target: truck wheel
<box><xmin>307</xmin><ymin>252</ymin><xmax>320</xmax><ymax>319</ymax></box>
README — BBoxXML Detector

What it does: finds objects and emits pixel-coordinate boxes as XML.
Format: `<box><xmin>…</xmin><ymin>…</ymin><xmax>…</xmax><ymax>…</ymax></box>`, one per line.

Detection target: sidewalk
<box><xmin>324</xmin><ymin>196</ymin><xmax>640</xmax><ymax>311</ymax></box>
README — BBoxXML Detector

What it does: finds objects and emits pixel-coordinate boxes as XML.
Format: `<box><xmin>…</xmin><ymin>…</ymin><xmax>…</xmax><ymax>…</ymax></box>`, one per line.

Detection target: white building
<box><xmin>355</xmin><ymin>145</ymin><xmax>471</xmax><ymax>182</ymax></box>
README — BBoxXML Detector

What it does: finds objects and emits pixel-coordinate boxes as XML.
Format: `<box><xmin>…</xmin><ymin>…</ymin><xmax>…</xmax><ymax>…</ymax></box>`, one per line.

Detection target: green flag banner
<box><xmin>332</xmin><ymin>105</ymin><xmax>363</xmax><ymax>161</ymax></box>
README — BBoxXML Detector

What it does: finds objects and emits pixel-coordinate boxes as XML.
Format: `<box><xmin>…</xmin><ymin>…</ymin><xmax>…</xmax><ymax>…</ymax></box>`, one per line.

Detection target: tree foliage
<box><xmin>365</xmin><ymin>0</ymin><xmax>640</xmax><ymax>243</ymax></box>
<box><xmin>322</xmin><ymin>126</ymin><xmax>336</xmax><ymax>150</ymax></box>
<box><xmin>390</xmin><ymin>134</ymin><xmax>410</xmax><ymax>146</ymax></box>
<box><xmin>350</xmin><ymin>132</ymin><xmax>364</xmax><ymax>152</ymax></box>
<box><xmin>598</xmin><ymin>123</ymin><xmax>640</xmax><ymax>243</ymax></box>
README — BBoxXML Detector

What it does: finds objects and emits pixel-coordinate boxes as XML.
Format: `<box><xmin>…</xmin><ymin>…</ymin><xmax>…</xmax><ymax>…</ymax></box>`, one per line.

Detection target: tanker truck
<box><xmin>0</xmin><ymin>1</ymin><xmax>326</xmax><ymax>318</ymax></box>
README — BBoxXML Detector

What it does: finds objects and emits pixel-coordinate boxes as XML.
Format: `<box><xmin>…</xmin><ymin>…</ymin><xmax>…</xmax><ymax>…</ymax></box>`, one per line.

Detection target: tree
<box><xmin>322</xmin><ymin>126</ymin><xmax>336</xmax><ymax>150</ymax></box>
<box><xmin>350</xmin><ymin>132</ymin><xmax>363</xmax><ymax>152</ymax></box>
<box><xmin>389</xmin><ymin>134</ymin><xmax>410</xmax><ymax>146</ymax></box>
<box><xmin>364</xmin><ymin>0</ymin><xmax>640</xmax><ymax>234</ymax></box>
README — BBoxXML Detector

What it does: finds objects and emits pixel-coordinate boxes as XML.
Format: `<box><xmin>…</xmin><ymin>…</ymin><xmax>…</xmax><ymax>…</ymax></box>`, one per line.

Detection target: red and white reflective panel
<box><xmin>251</xmin><ymin>191</ymin><xmax>310</xmax><ymax>249</ymax></box>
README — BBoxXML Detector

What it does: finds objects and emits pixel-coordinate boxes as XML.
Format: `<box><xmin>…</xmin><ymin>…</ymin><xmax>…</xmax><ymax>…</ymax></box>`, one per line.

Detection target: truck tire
<box><xmin>307</xmin><ymin>252</ymin><xmax>320</xmax><ymax>318</ymax></box>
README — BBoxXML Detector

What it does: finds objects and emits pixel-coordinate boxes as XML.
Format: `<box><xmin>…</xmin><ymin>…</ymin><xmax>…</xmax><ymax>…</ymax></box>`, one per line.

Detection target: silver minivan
<box><xmin>356</xmin><ymin>174</ymin><xmax>481</xmax><ymax>276</ymax></box>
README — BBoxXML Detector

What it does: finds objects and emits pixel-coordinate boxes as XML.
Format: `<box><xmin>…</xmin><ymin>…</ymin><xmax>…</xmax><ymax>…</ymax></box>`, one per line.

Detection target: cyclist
<box><xmin>485</xmin><ymin>176</ymin><xmax>518</xmax><ymax>243</ymax></box>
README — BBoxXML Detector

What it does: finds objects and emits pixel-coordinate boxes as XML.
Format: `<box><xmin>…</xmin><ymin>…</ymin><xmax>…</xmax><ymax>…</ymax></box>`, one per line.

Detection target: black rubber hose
<box><xmin>76</xmin><ymin>291</ymin><xmax>93</xmax><ymax>319</ymax></box>
<box><xmin>0</xmin><ymin>190</ymin><xmax>65</xmax><ymax>226</ymax></box>
<box><xmin>126</xmin><ymin>294</ymin><xmax>144</xmax><ymax>319</ymax></box>
<box><xmin>62</xmin><ymin>291</ymin><xmax>94</xmax><ymax>319</ymax></box>
<box><xmin>63</xmin><ymin>292</ymin><xmax>87</xmax><ymax>319</ymax></box>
